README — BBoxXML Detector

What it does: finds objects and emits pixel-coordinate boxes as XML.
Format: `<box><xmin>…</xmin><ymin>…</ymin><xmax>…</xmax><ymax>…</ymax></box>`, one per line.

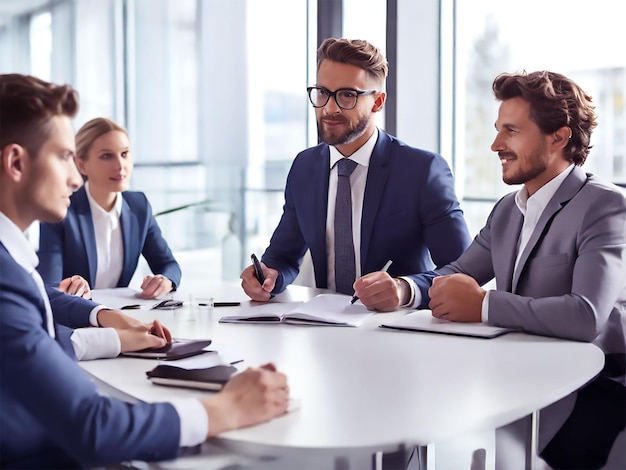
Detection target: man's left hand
<box><xmin>139</xmin><ymin>274</ymin><xmax>173</xmax><ymax>299</ymax></box>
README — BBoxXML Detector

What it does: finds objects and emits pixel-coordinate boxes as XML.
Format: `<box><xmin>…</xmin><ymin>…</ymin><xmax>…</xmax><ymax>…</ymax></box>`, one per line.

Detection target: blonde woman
<box><xmin>38</xmin><ymin>117</ymin><xmax>181</xmax><ymax>299</ymax></box>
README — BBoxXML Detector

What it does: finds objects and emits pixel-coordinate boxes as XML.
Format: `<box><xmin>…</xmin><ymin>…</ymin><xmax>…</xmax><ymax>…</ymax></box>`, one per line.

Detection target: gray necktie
<box><xmin>334</xmin><ymin>158</ymin><xmax>358</xmax><ymax>295</ymax></box>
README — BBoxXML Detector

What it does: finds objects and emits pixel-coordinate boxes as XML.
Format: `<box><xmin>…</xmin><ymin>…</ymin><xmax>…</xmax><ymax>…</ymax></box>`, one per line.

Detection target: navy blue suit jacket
<box><xmin>0</xmin><ymin>243</ymin><xmax>180</xmax><ymax>468</ymax></box>
<box><xmin>262</xmin><ymin>130</ymin><xmax>472</xmax><ymax>293</ymax></box>
<box><xmin>37</xmin><ymin>187</ymin><xmax>181</xmax><ymax>290</ymax></box>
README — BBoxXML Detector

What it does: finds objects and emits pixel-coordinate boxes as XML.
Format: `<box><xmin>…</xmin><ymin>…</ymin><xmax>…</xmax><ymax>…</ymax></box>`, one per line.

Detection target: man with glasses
<box><xmin>241</xmin><ymin>37</ymin><xmax>471</xmax><ymax>311</ymax></box>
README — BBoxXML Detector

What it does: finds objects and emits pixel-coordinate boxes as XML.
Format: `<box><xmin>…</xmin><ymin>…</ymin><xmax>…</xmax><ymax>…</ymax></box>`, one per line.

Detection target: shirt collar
<box><xmin>515</xmin><ymin>163</ymin><xmax>575</xmax><ymax>215</ymax></box>
<box><xmin>84</xmin><ymin>180</ymin><xmax>123</xmax><ymax>217</ymax></box>
<box><xmin>329</xmin><ymin>127</ymin><xmax>379</xmax><ymax>170</ymax></box>
<box><xmin>0</xmin><ymin>211</ymin><xmax>39</xmax><ymax>273</ymax></box>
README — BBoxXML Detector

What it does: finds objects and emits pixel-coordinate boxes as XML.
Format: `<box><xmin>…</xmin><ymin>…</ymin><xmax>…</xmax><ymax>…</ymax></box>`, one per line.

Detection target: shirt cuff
<box><xmin>169</xmin><ymin>399</ymin><xmax>209</xmax><ymax>447</ymax></box>
<box><xmin>89</xmin><ymin>305</ymin><xmax>108</xmax><ymax>326</ymax></box>
<box><xmin>70</xmin><ymin>327</ymin><xmax>121</xmax><ymax>361</ymax></box>
<box><xmin>481</xmin><ymin>290</ymin><xmax>491</xmax><ymax>323</ymax></box>
<box><xmin>399</xmin><ymin>276</ymin><xmax>420</xmax><ymax>309</ymax></box>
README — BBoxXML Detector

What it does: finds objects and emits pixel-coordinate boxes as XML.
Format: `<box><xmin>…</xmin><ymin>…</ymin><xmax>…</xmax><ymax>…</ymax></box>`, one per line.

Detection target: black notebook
<box><xmin>122</xmin><ymin>339</ymin><xmax>212</xmax><ymax>360</ymax></box>
<box><xmin>379</xmin><ymin>310</ymin><xmax>517</xmax><ymax>339</ymax></box>
<box><xmin>146</xmin><ymin>364</ymin><xmax>238</xmax><ymax>391</ymax></box>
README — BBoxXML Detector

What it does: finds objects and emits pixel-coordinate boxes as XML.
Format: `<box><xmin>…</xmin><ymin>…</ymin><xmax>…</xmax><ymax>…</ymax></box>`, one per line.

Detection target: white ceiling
<box><xmin>0</xmin><ymin>0</ymin><xmax>50</xmax><ymax>27</ymax></box>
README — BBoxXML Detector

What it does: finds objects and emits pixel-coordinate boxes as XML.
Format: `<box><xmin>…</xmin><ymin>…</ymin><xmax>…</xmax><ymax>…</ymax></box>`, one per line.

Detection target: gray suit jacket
<box><xmin>411</xmin><ymin>166</ymin><xmax>626</xmax><ymax>459</ymax></box>
<box><xmin>418</xmin><ymin>166</ymin><xmax>626</xmax><ymax>358</ymax></box>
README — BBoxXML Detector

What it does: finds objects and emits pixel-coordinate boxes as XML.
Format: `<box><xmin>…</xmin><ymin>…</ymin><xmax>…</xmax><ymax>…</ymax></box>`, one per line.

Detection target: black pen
<box><xmin>251</xmin><ymin>253</ymin><xmax>265</xmax><ymax>285</ymax></box>
<box><xmin>251</xmin><ymin>253</ymin><xmax>275</xmax><ymax>299</ymax></box>
<box><xmin>350</xmin><ymin>260</ymin><xmax>393</xmax><ymax>304</ymax></box>
<box><xmin>214</xmin><ymin>301</ymin><xmax>241</xmax><ymax>307</ymax></box>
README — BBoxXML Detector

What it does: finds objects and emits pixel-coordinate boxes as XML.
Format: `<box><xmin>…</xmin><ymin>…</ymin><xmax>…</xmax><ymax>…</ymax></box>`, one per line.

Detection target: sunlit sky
<box><xmin>458</xmin><ymin>0</ymin><xmax>626</xmax><ymax>72</ymax></box>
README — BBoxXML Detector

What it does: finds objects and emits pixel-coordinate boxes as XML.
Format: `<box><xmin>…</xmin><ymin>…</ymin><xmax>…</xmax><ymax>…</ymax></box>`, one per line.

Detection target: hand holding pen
<box><xmin>240</xmin><ymin>254</ymin><xmax>277</xmax><ymax>302</ymax></box>
<box><xmin>351</xmin><ymin>260</ymin><xmax>403</xmax><ymax>312</ymax></box>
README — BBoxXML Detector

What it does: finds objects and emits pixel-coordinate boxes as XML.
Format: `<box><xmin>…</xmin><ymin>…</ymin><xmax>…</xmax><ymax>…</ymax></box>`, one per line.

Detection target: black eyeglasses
<box><xmin>307</xmin><ymin>86</ymin><xmax>377</xmax><ymax>110</ymax></box>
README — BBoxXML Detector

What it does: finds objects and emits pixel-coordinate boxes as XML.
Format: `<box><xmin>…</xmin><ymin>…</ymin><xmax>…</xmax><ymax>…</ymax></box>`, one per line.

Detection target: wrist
<box><xmin>97</xmin><ymin>309</ymin><xmax>142</xmax><ymax>329</ymax></box>
<box><xmin>95</xmin><ymin>309</ymin><xmax>107</xmax><ymax>327</ymax></box>
<box><xmin>201</xmin><ymin>394</ymin><xmax>238</xmax><ymax>438</ymax></box>
<box><xmin>395</xmin><ymin>278</ymin><xmax>410</xmax><ymax>307</ymax></box>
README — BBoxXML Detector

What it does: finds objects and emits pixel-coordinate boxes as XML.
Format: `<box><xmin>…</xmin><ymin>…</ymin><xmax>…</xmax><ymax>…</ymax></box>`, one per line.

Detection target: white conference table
<box><xmin>81</xmin><ymin>284</ymin><xmax>604</xmax><ymax>470</ymax></box>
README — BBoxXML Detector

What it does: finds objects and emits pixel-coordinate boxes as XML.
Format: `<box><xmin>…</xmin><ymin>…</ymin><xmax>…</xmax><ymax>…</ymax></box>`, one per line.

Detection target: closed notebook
<box><xmin>379</xmin><ymin>310</ymin><xmax>518</xmax><ymax>339</ymax></box>
<box><xmin>122</xmin><ymin>339</ymin><xmax>212</xmax><ymax>360</ymax></box>
<box><xmin>219</xmin><ymin>293</ymin><xmax>374</xmax><ymax>327</ymax></box>
<box><xmin>146</xmin><ymin>364</ymin><xmax>238</xmax><ymax>391</ymax></box>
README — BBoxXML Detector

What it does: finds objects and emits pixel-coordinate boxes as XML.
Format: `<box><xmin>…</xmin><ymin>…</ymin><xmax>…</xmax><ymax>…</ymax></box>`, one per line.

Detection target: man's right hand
<box><xmin>201</xmin><ymin>363</ymin><xmax>289</xmax><ymax>437</ymax></box>
<box><xmin>116</xmin><ymin>321</ymin><xmax>167</xmax><ymax>352</ymax></box>
<box><xmin>240</xmin><ymin>263</ymin><xmax>278</xmax><ymax>301</ymax></box>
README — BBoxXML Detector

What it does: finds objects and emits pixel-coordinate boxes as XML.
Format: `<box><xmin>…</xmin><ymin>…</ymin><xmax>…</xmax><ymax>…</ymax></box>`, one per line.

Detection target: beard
<box><xmin>317</xmin><ymin>113</ymin><xmax>370</xmax><ymax>146</ymax></box>
<box><xmin>501</xmin><ymin>142</ymin><xmax>548</xmax><ymax>186</ymax></box>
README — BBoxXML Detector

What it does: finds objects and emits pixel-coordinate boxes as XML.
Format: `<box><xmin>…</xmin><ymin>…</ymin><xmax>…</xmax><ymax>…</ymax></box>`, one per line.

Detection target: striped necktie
<box><xmin>334</xmin><ymin>158</ymin><xmax>358</xmax><ymax>295</ymax></box>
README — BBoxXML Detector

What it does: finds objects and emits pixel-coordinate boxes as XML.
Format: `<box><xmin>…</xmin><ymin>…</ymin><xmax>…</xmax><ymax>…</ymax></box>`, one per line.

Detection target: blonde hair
<box><xmin>75</xmin><ymin>117</ymin><xmax>127</xmax><ymax>161</ymax></box>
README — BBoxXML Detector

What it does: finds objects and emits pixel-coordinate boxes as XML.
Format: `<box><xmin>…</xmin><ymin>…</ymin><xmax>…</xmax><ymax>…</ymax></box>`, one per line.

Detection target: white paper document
<box><xmin>219</xmin><ymin>293</ymin><xmax>374</xmax><ymax>327</ymax></box>
<box><xmin>157</xmin><ymin>352</ymin><xmax>229</xmax><ymax>370</ymax></box>
<box><xmin>379</xmin><ymin>309</ymin><xmax>518</xmax><ymax>338</ymax></box>
<box><xmin>91</xmin><ymin>288</ymin><xmax>181</xmax><ymax>311</ymax></box>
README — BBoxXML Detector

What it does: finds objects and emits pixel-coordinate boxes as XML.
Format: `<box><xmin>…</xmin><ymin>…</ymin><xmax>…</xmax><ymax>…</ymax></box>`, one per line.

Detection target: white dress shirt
<box><xmin>0</xmin><ymin>211</ymin><xmax>207</xmax><ymax>447</ymax></box>
<box><xmin>85</xmin><ymin>181</ymin><xmax>124</xmax><ymax>289</ymax></box>
<box><xmin>0</xmin><ymin>211</ymin><xmax>118</xmax><ymax>358</ymax></box>
<box><xmin>326</xmin><ymin>128</ymin><xmax>378</xmax><ymax>291</ymax></box>
<box><xmin>481</xmin><ymin>164</ymin><xmax>575</xmax><ymax>321</ymax></box>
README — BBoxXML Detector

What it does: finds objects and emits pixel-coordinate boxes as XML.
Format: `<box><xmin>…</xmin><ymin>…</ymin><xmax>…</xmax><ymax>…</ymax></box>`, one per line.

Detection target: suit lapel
<box><xmin>119</xmin><ymin>195</ymin><xmax>135</xmax><ymax>286</ymax></box>
<box><xmin>500</xmin><ymin>205</ymin><xmax>524</xmax><ymax>293</ymax></box>
<box><xmin>512</xmin><ymin>167</ymin><xmax>588</xmax><ymax>292</ymax></box>
<box><xmin>360</xmin><ymin>131</ymin><xmax>391</xmax><ymax>270</ymax></box>
<box><xmin>74</xmin><ymin>187</ymin><xmax>98</xmax><ymax>285</ymax></box>
<box><xmin>311</xmin><ymin>147</ymin><xmax>331</xmax><ymax>287</ymax></box>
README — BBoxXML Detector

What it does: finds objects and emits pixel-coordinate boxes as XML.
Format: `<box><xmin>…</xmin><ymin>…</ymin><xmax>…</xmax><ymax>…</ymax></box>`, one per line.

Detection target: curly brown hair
<box><xmin>0</xmin><ymin>74</ymin><xmax>79</xmax><ymax>158</ymax></box>
<box><xmin>492</xmin><ymin>71</ymin><xmax>597</xmax><ymax>166</ymax></box>
<box><xmin>317</xmin><ymin>38</ymin><xmax>388</xmax><ymax>85</ymax></box>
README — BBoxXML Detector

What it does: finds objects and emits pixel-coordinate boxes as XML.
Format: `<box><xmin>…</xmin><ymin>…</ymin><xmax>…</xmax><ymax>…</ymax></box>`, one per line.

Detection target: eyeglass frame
<box><xmin>306</xmin><ymin>86</ymin><xmax>378</xmax><ymax>110</ymax></box>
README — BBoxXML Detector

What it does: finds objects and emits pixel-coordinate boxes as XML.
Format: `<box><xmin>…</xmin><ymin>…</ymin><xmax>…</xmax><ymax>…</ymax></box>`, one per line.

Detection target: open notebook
<box><xmin>379</xmin><ymin>309</ymin><xmax>518</xmax><ymax>338</ymax></box>
<box><xmin>219</xmin><ymin>293</ymin><xmax>374</xmax><ymax>327</ymax></box>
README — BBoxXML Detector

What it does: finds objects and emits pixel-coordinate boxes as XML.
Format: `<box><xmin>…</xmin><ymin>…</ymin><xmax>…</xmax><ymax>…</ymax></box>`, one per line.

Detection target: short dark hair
<box><xmin>492</xmin><ymin>71</ymin><xmax>597</xmax><ymax>166</ymax></box>
<box><xmin>317</xmin><ymin>38</ymin><xmax>388</xmax><ymax>85</ymax></box>
<box><xmin>0</xmin><ymin>74</ymin><xmax>79</xmax><ymax>158</ymax></box>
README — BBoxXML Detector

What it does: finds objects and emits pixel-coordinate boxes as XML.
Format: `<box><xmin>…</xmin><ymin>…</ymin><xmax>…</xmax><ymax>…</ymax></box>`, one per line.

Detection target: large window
<box><xmin>0</xmin><ymin>0</ymin><xmax>312</xmax><ymax>284</ymax></box>
<box><xmin>3</xmin><ymin>0</ymin><xmax>623</xmax><ymax>285</ymax></box>
<box><xmin>243</xmin><ymin>0</ymin><xmax>310</xmax><ymax>276</ymax></box>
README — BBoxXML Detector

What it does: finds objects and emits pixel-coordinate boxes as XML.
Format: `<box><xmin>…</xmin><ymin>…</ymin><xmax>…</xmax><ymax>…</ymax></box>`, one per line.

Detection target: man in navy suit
<box><xmin>241</xmin><ymin>38</ymin><xmax>471</xmax><ymax>311</ymax></box>
<box><xmin>0</xmin><ymin>73</ymin><xmax>289</xmax><ymax>468</ymax></box>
